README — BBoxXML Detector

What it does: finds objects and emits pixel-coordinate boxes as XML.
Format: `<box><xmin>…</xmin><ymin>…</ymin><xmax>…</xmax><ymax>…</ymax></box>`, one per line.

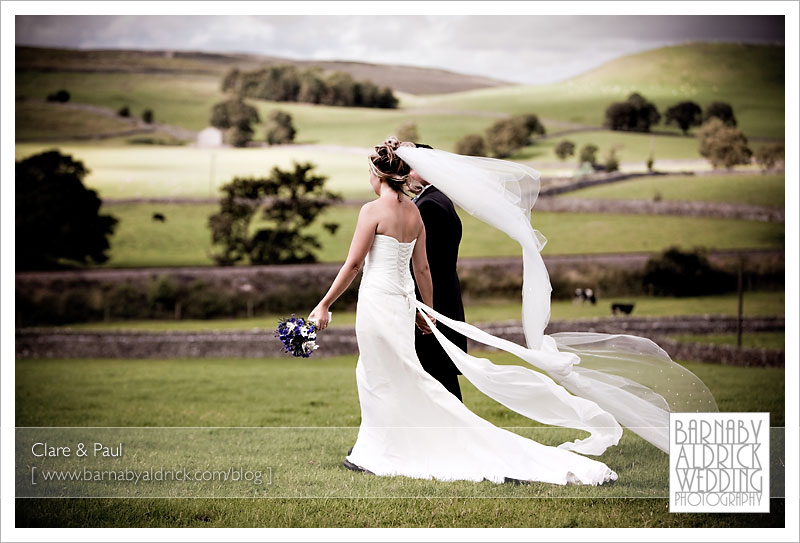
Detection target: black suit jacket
<box><xmin>411</xmin><ymin>185</ymin><xmax>467</xmax><ymax>377</ymax></box>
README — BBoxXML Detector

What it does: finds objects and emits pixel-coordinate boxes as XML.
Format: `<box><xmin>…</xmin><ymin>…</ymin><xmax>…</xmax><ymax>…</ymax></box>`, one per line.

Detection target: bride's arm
<box><xmin>411</xmin><ymin>224</ymin><xmax>436</xmax><ymax>333</ymax></box>
<box><xmin>308</xmin><ymin>204</ymin><xmax>378</xmax><ymax>330</ymax></box>
<box><xmin>411</xmin><ymin>224</ymin><xmax>433</xmax><ymax>307</ymax></box>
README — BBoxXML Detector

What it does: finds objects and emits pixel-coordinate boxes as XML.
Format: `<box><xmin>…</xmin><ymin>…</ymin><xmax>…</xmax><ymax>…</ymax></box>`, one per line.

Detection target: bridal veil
<box><xmin>394</xmin><ymin>145</ymin><xmax>718</xmax><ymax>455</ymax></box>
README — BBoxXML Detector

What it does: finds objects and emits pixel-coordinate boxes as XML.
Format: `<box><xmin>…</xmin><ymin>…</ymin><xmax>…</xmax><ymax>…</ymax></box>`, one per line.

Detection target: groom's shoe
<box><xmin>343</xmin><ymin>457</ymin><xmax>374</xmax><ymax>475</ymax></box>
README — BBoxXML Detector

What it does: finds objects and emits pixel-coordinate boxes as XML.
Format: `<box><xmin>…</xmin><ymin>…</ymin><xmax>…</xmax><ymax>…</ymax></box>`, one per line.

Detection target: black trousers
<box><xmin>415</xmin><ymin>327</ymin><xmax>464</xmax><ymax>402</ymax></box>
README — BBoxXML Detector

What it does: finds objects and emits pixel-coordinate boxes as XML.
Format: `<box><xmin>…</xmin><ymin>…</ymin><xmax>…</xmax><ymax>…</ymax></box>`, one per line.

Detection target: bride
<box><xmin>308</xmin><ymin>137</ymin><xmax>717</xmax><ymax>485</ymax></box>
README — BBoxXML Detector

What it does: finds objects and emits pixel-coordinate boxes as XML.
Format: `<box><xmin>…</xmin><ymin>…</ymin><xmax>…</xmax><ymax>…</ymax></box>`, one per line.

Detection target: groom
<box><xmin>408</xmin><ymin>143</ymin><xmax>467</xmax><ymax>402</ymax></box>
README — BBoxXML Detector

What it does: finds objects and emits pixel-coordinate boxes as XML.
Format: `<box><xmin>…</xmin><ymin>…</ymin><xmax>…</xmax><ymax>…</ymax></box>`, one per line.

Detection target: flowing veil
<box><xmin>395</xmin><ymin>145</ymin><xmax>718</xmax><ymax>455</ymax></box>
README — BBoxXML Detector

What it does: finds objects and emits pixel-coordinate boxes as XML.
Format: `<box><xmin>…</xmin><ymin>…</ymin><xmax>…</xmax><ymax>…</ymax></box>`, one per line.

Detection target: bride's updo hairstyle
<box><xmin>368</xmin><ymin>136</ymin><xmax>414</xmax><ymax>195</ymax></box>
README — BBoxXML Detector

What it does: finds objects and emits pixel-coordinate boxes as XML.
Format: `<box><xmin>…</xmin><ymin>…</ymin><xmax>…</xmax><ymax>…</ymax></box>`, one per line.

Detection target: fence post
<box><xmin>736</xmin><ymin>257</ymin><xmax>744</xmax><ymax>348</ymax></box>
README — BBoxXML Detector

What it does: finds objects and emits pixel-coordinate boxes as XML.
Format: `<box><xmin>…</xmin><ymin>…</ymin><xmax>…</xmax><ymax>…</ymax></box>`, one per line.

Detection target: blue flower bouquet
<box><xmin>275</xmin><ymin>315</ymin><xmax>320</xmax><ymax>358</ymax></box>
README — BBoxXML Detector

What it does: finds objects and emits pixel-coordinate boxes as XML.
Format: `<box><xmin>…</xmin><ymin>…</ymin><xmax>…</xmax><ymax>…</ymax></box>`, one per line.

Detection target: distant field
<box><xmin>414</xmin><ymin>43</ymin><xmax>785</xmax><ymax>139</ymax></box>
<box><xmin>16</xmin><ymin>71</ymin><xmax>224</xmax><ymax>133</ymax></box>
<box><xmin>511</xmin><ymin>130</ymin><xmax>703</xmax><ymax>163</ymax></box>
<box><xmin>13</xmin><ymin>140</ymin><xmax>731</xmax><ymax>206</ymax></box>
<box><xmin>563</xmin><ymin>173</ymin><xmax>785</xmax><ymax>208</ymax></box>
<box><xmin>15</xmin><ymin>100</ymin><xmax>142</xmax><ymax>140</ymax></box>
<box><xmin>670</xmin><ymin>331</ymin><xmax>785</xmax><ymax>350</ymax></box>
<box><xmin>16</xmin><ymin>45</ymin><xmax>509</xmax><ymax>95</ymax></box>
<box><xmin>248</xmin><ymin>101</ymin><xmax>496</xmax><ymax>151</ymax></box>
<box><xmin>14</xmin><ymin>71</ymin><xmax>495</xmax><ymax>152</ymax></box>
<box><xmin>14</xmin><ymin>143</ymin><xmax>376</xmax><ymax>200</ymax></box>
<box><xmin>96</xmin><ymin>203</ymin><xmax>784</xmax><ymax>267</ymax></box>
<box><xmin>37</xmin><ymin>291</ymin><xmax>785</xmax><ymax>332</ymax></box>
<box><xmin>16</xmin><ymin>43</ymin><xmax>784</xmax><ymax>154</ymax></box>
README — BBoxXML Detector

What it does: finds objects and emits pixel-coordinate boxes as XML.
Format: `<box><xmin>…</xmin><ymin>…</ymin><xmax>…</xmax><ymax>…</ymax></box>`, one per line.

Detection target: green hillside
<box><xmin>413</xmin><ymin>42</ymin><xmax>784</xmax><ymax>139</ymax></box>
<box><xmin>15</xmin><ymin>42</ymin><xmax>785</xmax><ymax>157</ymax></box>
<box><xmin>15</xmin><ymin>46</ymin><xmax>509</xmax><ymax>95</ymax></box>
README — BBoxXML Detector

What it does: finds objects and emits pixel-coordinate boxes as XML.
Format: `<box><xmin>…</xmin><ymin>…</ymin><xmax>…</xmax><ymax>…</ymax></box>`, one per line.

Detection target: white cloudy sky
<box><xmin>15</xmin><ymin>15</ymin><xmax>784</xmax><ymax>84</ymax></box>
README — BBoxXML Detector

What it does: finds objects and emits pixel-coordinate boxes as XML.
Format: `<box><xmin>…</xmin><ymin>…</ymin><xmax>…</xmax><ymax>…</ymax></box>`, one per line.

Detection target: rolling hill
<box><xmin>414</xmin><ymin>42</ymin><xmax>784</xmax><ymax>138</ymax></box>
<box><xmin>15</xmin><ymin>42</ymin><xmax>785</xmax><ymax>151</ymax></box>
<box><xmin>15</xmin><ymin>46</ymin><xmax>510</xmax><ymax>95</ymax></box>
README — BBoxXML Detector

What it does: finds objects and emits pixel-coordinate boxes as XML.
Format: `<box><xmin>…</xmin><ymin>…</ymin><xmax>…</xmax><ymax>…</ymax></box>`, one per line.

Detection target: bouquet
<box><xmin>275</xmin><ymin>315</ymin><xmax>320</xmax><ymax>358</ymax></box>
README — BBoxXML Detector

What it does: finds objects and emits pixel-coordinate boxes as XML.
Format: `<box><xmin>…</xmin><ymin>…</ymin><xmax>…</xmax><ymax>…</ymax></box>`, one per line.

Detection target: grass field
<box><xmin>15</xmin><ymin>141</ymin><xmax>767</xmax><ymax>205</ymax></box>
<box><xmin>94</xmin><ymin>202</ymin><xmax>784</xmax><ymax>267</ymax></box>
<box><xmin>412</xmin><ymin>43</ymin><xmax>785</xmax><ymax>139</ymax></box>
<box><xmin>16</xmin><ymin>71</ymin><xmax>224</xmax><ymax>134</ymax></box>
<box><xmin>15</xmin><ymin>100</ymin><xmax>144</xmax><ymax>140</ymax></box>
<box><xmin>563</xmin><ymin>173</ymin><xmax>785</xmax><ymax>207</ymax></box>
<box><xmin>14</xmin><ymin>143</ymin><xmax>377</xmax><ymax>200</ymax></box>
<box><xmin>511</xmin><ymin>129</ymin><xmax>704</xmax><ymax>163</ymax></box>
<box><xmin>16</xmin><ymin>43</ymin><xmax>784</xmax><ymax>155</ymax></box>
<box><xmin>669</xmin><ymin>332</ymin><xmax>785</xmax><ymax>350</ymax></box>
<box><xmin>14</xmin><ymin>352</ymin><xmax>785</xmax><ymax>527</ymax></box>
<box><xmin>37</xmin><ymin>291</ymin><xmax>785</xmax><ymax>332</ymax></box>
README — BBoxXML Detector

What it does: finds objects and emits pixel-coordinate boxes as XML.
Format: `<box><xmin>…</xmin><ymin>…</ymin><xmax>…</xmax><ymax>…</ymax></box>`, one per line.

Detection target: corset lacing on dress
<box><xmin>359</xmin><ymin>234</ymin><xmax>417</xmax><ymax>313</ymax></box>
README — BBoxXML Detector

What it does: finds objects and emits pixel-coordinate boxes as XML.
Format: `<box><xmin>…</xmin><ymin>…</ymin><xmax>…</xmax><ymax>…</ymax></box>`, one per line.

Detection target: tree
<box><xmin>665</xmin><ymin>101</ymin><xmax>703</xmax><ymax>135</ymax></box>
<box><xmin>604</xmin><ymin>92</ymin><xmax>661</xmax><ymax>132</ymax></box>
<box><xmin>375</xmin><ymin>87</ymin><xmax>399</xmax><ymax>109</ymax></box>
<box><xmin>554</xmin><ymin>140</ymin><xmax>575</xmax><ymax>161</ymax></box>
<box><xmin>626</xmin><ymin>92</ymin><xmax>661</xmax><ymax>131</ymax></box>
<box><xmin>142</xmin><ymin>109</ymin><xmax>154</xmax><ymax>124</ymax></box>
<box><xmin>643</xmin><ymin>246</ymin><xmax>732</xmax><ymax>296</ymax></box>
<box><xmin>485</xmin><ymin>117</ymin><xmax>529</xmax><ymax>158</ymax></box>
<box><xmin>395</xmin><ymin>121</ymin><xmax>419</xmax><ymax>143</ymax></box>
<box><xmin>222</xmin><ymin>64</ymin><xmax>399</xmax><ymax>109</ymax></box>
<box><xmin>322</xmin><ymin>71</ymin><xmax>357</xmax><ymax>106</ymax></box>
<box><xmin>754</xmin><ymin>143</ymin><xmax>785</xmax><ymax>171</ymax></box>
<box><xmin>604</xmin><ymin>147</ymin><xmax>620</xmax><ymax>172</ymax></box>
<box><xmin>229</xmin><ymin>126</ymin><xmax>254</xmax><ymax>148</ymax></box>
<box><xmin>16</xmin><ymin>150</ymin><xmax>118</xmax><ymax>270</ymax></box>
<box><xmin>221</xmin><ymin>67</ymin><xmax>241</xmax><ymax>93</ymax></box>
<box><xmin>210</xmin><ymin>98</ymin><xmax>261</xmax><ymax>148</ymax></box>
<box><xmin>604</xmin><ymin>101</ymin><xmax>636</xmax><ymax>131</ymax></box>
<box><xmin>264</xmin><ymin>110</ymin><xmax>296</xmax><ymax>145</ymax></box>
<box><xmin>514</xmin><ymin>113</ymin><xmax>546</xmax><ymax>139</ymax></box>
<box><xmin>455</xmin><ymin>134</ymin><xmax>487</xmax><ymax>156</ymax></box>
<box><xmin>703</xmin><ymin>101</ymin><xmax>737</xmax><ymax>127</ymax></box>
<box><xmin>697</xmin><ymin>117</ymin><xmax>752</xmax><ymax>169</ymax></box>
<box><xmin>578</xmin><ymin>143</ymin><xmax>599</xmax><ymax>165</ymax></box>
<box><xmin>208</xmin><ymin>162</ymin><xmax>342</xmax><ymax>265</ymax></box>
<box><xmin>297</xmin><ymin>68</ymin><xmax>326</xmax><ymax>104</ymax></box>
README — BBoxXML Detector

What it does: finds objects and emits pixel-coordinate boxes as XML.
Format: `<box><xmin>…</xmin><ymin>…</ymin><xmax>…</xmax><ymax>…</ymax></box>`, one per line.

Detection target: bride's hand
<box><xmin>415</xmin><ymin>311</ymin><xmax>436</xmax><ymax>335</ymax></box>
<box><xmin>308</xmin><ymin>304</ymin><xmax>330</xmax><ymax>331</ymax></box>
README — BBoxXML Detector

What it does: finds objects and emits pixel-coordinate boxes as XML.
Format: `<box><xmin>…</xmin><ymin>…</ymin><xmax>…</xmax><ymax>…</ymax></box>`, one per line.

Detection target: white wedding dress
<box><xmin>342</xmin><ymin>145</ymin><xmax>717</xmax><ymax>485</ymax></box>
<box><xmin>345</xmin><ymin>233</ymin><xmax>618</xmax><ymax>485</ymax></box>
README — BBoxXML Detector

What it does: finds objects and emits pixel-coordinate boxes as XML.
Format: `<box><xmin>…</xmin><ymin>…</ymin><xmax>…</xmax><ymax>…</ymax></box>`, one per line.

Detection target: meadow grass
<box><xmin>14</xmin><ymin>138</ymin><xmax>736</xmax><ymax>206</ymax></box>
<box><xmin>512</xmin><ymin>130</ymin><xmax>704</xmax><ymax>163</ymax></box>
<box><xmin>15</xmin><ymin>100</ymin><xmax>143</xmax><ymax>140</ymax></box>
<box><xmin>37</xmin><ymin>291</ymin><xmax>785</xmax><ymax>332</ymax></box>
<box><xmin>669</xmin><ymin>332</ymin><xmax>785</xmax><ymax>350</ymax></box>
<box><xmin>14</xmin><ymin>72</ymin><xmax>496</xmax><ymax>152</ymax></box>
<box><xmin>563</xmin><ymin>173</ymin><xmax>785</xmax><ymax>208</ymax></box>
<box><xmin>95</xmin><ymin>202</ymin><xmax>784</xmax><ymax>267</ymax></box>
<box><xmin>413</xmin><ymin>43</ymin><xmax>785</xmax><ymax>139</ymax></box>
<box><xmin>15</xmin><ymin>71</ymin><xmax>224</xmax><ymax>132</ymax></box>
<box><xmin>14</xmin><ymin>353</ymin><xmax>784</xmax><ymax>527</ymax></box>
<box><xmin>16</xmin><ymin>43</ymin><xmax>784</xmax><ymax>154</ymax></box>
<box><xmin>14</xmin><ymin>143</ymin><xmax>377</xmax><ymax>200</ymax></box>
